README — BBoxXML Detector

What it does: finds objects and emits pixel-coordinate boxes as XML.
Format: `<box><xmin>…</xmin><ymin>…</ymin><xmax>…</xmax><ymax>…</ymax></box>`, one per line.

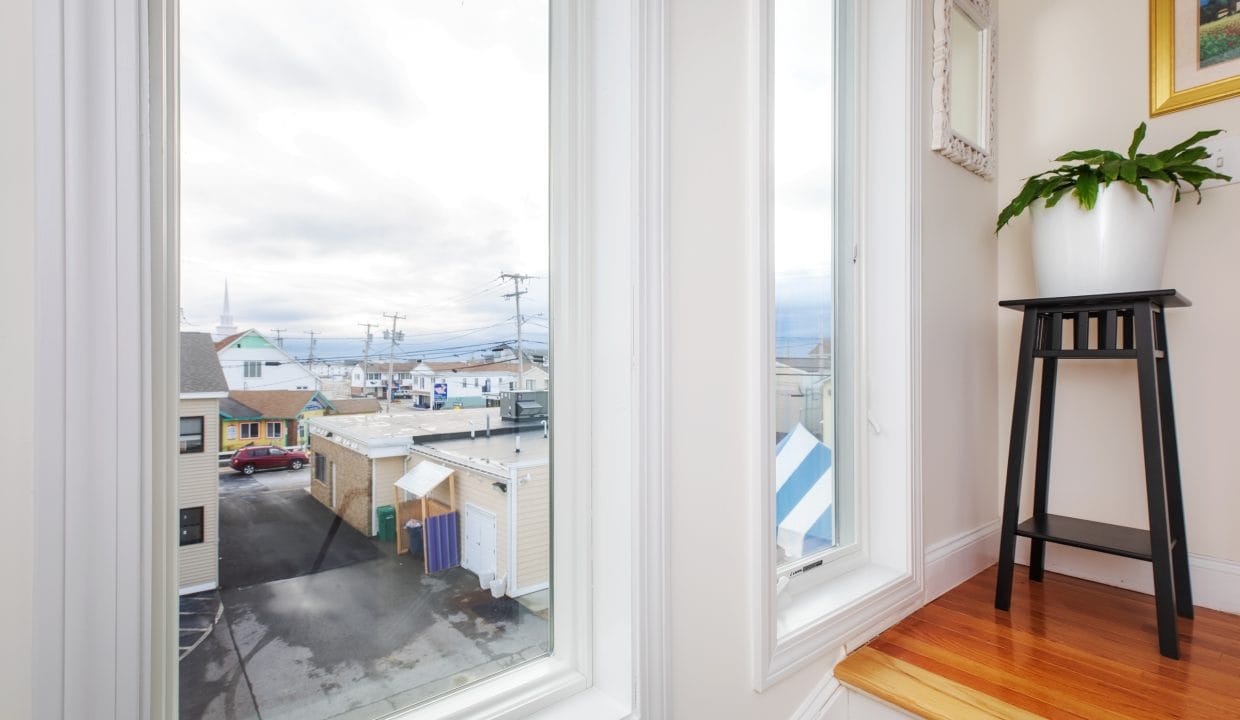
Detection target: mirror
<box><xmin>932</xmin><ymin>0</ymin><xmax>995</xmax><ymax>177</ymax></box>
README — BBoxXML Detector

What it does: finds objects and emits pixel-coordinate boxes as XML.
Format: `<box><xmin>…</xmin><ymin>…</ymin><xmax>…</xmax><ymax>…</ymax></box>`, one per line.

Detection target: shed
<box><xmin>394</xmin><ymin>460</ymin><xmax>458</xmax><ymax>572</ymax></box>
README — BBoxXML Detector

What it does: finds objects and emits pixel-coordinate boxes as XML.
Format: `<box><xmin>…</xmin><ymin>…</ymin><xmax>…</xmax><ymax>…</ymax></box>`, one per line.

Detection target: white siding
<box><xmin>178</xmin><ymin>398</ymin><xmax>220</xmax><ymax>591</ymax></box>
<box><xmin>514</xmin><ymin>463</ymin><xmax>550</xmax><ymax>592</ymax></box>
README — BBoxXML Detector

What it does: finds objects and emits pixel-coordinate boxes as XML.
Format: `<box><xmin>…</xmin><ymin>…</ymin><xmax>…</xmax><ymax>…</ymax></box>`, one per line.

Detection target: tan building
<box><xmin>306</xmin><ymin>407</ymin><xmax>549</xmax><ymax>597</ymax></box>
<box><xmin>178</xmin><ymin>332</ymin><xmax>229</xmax><ymax>594</ymax></box>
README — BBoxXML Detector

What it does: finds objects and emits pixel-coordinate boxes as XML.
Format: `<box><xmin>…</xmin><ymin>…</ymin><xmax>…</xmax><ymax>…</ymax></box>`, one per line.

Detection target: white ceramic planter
<box><xmin>1031</xmin><ymin>179</ymin><xmax>1176</xmax><ymax>297</ymax></box>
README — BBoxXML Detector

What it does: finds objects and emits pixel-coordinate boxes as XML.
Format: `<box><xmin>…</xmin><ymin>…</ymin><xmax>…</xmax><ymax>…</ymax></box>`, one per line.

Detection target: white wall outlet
<box><xmin>1198</xmin><ymin>133</ymin><xmax>1240</xmax><ymax>191</ymax></box>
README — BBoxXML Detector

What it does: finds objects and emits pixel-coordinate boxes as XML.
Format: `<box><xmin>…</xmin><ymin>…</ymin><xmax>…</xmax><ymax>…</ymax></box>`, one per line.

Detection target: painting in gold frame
<box><xmin>1151</xmin><ymin>0</ymin><xmax>1240</xmax><ymax>115</ymax></box>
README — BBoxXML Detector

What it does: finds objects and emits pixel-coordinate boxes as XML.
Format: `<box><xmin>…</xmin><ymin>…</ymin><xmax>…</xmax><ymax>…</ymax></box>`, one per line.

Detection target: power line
<box><xmin>270</xmin><ymin>328</ymin><xmax>286</xmax><ymax>348</ymax></box>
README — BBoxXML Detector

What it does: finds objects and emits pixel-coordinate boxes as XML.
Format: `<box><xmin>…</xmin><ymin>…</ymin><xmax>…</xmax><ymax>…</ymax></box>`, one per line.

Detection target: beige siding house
<box><xmin>178</xmin><ymin>332</ymin><xmax>229</xmax><ymax>594</ymax></box>
<box><xmin>307</xmin><ymin>408</ymin><xmax>549</xmax><ymax>597</ymax></box>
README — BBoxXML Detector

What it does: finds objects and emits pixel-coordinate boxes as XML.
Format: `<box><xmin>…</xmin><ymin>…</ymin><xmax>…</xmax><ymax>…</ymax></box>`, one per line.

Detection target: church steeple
<box><xmin>213</xmin><ymin>279</ymin><xmax>239</xmax><ymax>340</ymax></box>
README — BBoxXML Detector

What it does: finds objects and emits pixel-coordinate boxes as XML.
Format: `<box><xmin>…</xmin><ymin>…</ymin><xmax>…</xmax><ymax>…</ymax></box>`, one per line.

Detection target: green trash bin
<box><xmin>377</xmin><ymin>505</ymin><xmax>396</xmax><ymax>542</ymax></box>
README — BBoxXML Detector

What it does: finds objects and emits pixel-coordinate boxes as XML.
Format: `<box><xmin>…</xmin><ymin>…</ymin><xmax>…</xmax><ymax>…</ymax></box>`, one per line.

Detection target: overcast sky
<box><xmin>180</xmin><ymin>0</ymin><xmax>549</xmax><ymax>351</ymax></box>
<box><xmin>181</xmin><ymin>0</ymin><xmax>832</xmax><ymax>360</ymax></box>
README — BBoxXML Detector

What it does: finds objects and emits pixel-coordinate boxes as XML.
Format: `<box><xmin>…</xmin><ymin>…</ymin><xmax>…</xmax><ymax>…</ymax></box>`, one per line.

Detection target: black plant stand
<box><xmin>994</xmin><ymin>289</ymin><xmax>1193</xmax><ymax>659</ymax></box>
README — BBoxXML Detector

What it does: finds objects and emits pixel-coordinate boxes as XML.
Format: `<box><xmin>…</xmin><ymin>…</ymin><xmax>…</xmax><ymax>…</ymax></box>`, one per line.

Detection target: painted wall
<box><xmin>920</xmin><ymin>5</ymin><xmax>999</xmax><ymax>552</ymax></box>
<box><xmin>0</xmin><ymin>0</ymin><xmax>35</xmax><ymax>713</ymax></box>
<box><xmin>996</xmin><ymin>0</ymin><xmax>1240</xmax><ymax>586</ymax></box>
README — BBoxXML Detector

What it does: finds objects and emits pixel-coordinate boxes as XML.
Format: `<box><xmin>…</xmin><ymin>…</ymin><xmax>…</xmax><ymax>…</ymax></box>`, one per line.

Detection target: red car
<box><xmin>229</xmin><ymin>446</ymin><xmax>309</xmax><ymax>475</ymax></box>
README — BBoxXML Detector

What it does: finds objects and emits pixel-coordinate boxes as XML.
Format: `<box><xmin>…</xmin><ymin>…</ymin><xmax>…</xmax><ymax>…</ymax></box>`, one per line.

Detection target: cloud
<box><xmin>180</xmin><ymin>0</ymin><xmax>549</xmax><ymax>343</ymax></box>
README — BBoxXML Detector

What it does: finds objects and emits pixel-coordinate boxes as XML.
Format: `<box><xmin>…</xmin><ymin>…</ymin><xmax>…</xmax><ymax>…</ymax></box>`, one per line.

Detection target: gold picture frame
<box><xmin>1151</xmin><ymin>0</ymin><xmax>1240</xmax><ymax>115</ymax></box>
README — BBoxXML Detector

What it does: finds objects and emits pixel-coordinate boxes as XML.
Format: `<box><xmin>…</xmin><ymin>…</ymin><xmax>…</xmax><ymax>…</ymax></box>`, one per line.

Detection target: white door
<box><xmin>462</xmin><ymin>503</ymin><xmax>497</xmax><ymax>579</ymax></box>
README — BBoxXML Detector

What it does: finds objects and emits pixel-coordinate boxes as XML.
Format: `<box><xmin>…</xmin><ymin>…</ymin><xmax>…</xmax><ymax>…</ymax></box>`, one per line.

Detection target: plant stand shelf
<box><xmin>994</xmin><ymin>289</ymin><xmax>1193</xmax><ymax>660</ymax></box>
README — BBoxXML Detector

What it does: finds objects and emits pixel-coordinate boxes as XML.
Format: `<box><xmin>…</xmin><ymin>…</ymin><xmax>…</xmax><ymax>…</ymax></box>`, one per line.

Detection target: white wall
<box><xmin>996</xmin><ymin>0</ymin><xmax>1240</xmax><ymax>594</ymax></box>
<box><xmin>0</xmin><ymin>0</ymin><xmax>36</xmax><ymax>714</ymax></box>
<box><xmin>920</xmin><ymin>6</ymin><xmax>1000</xmax><ymax>554</ymax></box>
<box><xmin>0</xmin><ymin>0</ymin><xmax>35</xmax><ymax>715</ymax></box>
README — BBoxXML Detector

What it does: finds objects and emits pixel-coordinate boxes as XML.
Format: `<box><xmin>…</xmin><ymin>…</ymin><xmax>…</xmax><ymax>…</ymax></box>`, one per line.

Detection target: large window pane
<box><xmin>773</xmin><ymin>0</ymin><xmax>836</xmax><ymax>567</ymax></box>
<box><xmin>178</xmin><ymin>2</ymin><xmax>551</xmax><ymax>717</ymax></box>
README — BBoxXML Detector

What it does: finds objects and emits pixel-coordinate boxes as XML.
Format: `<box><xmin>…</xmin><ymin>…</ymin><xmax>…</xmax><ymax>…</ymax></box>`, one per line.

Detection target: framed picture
<box><xmin>1151</xmin><ymin>0</ymin><xmax>1240</xmax><ymax>115</ymax></box>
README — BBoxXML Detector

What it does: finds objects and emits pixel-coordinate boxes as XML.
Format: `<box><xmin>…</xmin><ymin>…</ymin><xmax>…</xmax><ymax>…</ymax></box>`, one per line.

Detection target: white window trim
<box><xmin>29</xmin><ymin>0</ymin><xmax>668</xmax><ymax>718</ymax></box>
<box><xmin>749</xmin><ymin>0</ymin><xmax>925</xmax><ymax>690</ymax></box>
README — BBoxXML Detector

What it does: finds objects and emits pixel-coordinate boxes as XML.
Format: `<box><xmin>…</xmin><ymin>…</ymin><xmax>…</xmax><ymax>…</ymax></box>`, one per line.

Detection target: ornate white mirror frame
<box><xmin>931</xmin><ymin>0</ymin><xmax>996</xmax><ymax>178</ymax></box>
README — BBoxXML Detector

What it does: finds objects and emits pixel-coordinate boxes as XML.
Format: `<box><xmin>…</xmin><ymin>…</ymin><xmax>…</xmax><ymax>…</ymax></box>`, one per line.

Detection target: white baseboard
<box><xmin>788</xmin><ymin>675</ymin><xmax>847</xmax><ymax>720</ymax></box>
<box><xmin>1015</xmin><ymin>538</ymin><xmax>1240</xmax><ymax>615</ymax></box>
<box><xmin>923</xmin><ymin>520</ymin><xmax>999</xmax><ymax>603</ymax></box>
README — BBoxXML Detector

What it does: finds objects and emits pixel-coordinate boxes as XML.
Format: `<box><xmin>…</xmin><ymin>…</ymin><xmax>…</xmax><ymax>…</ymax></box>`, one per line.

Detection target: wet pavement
<box><xmin>218</xmin><ymin>474</ymin><xmax>381</xmax><ymax>589</ymax></box>
<box><xmin>180</xmin><ymin>469</ymin><xmax>550</xmax><ymax>719</ymax></box>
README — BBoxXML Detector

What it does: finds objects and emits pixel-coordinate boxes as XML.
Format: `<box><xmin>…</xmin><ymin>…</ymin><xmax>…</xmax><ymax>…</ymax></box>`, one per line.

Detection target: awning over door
<box><xmin>775</xmin><ymin>423</ymin><xmax>834</xmax><ymax>559</ymax></box>
<box><xmin>395</xmin><ymin>460</ymin><xmax>454</xmax><ymax>499</ymax></box>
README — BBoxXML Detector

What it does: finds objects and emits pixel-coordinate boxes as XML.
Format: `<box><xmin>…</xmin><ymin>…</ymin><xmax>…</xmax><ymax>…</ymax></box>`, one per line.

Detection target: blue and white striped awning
<box><xmin>775</xmin><ymin>423</ymin><xmax>834</xmax><ymax>559</ymax></box>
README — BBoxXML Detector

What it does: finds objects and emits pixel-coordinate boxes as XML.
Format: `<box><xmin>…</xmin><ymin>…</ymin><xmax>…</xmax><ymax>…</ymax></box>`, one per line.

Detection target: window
<box><xmin>244</xmin><ymin>360</ymin><xmax>262</xmax><ymax>377</ymax></box>
<box><xmin>179</xmin><ymin>416</ymin><xmax>204</xmax><ymax>454</ymax></box>
<box><xmin>179</xmin><ymin>507</ymin><xmax>205</xmax><ymax>546</ymax></box>
<box><xmin>754</xmin><ymin>0</ymin><xmax>919</xmax><ymax>689</ymax></box>
<box><xmin>178</xmin><ymin>2</ymin><xmax>554</xmax><ymax>717</ymax></box>
<box><xmin>42</xmin><ymin>0</ymin><xmax>658</xmax><ymax>716</ymax></box>
<box><xmin>526</xmin><ymin>379</ymin><xmax>536</xmax><ymax>390</ymax></box>
<box><xmin>772</xmin><ymin>0</ymin><xmax>854</xmax><ymax>572</ymax></box>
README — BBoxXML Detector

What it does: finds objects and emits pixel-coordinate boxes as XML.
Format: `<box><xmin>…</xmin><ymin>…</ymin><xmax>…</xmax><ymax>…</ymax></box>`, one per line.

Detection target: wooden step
<box><xmin>835</xmin><ymin>646</ymin><xmax>1045</xmax><ymax>720</ymax></box>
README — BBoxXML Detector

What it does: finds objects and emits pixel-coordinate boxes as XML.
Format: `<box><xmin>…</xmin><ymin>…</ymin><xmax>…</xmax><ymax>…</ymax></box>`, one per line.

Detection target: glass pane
<box><xmin>178</xmin><ymin>2</ymin><xmax>551</xmax><ymax>717</ymax></box>
<box><xmin>773</xmin><ymin>0</ymin><xmax>836</xmax><ymax>566</ymax></box>
<box><xmin>949</xmin><ymin>6</ymin><xmax>984</xmax><ymax>148</ymax></box>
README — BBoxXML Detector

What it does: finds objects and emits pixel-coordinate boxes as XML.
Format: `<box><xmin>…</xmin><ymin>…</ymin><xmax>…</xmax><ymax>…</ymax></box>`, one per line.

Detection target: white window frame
<box><xmin>29</xmin><ymin>0</ymin><xmax>668</xmax><ymax>718</ymax></box>
<box><xmin>750</xmin><ymin>0</ymin><xmax>924</xmax><ymax>689</ymax></box>
<box><xmin>265</xmin><ymin>421</ymin><xmax>282</xmax><ymax>439</ymax></box>
<box><xmin>243</xmin><ymin>359</ymin><xmax>262</xmax><ymax>377</ymax></box>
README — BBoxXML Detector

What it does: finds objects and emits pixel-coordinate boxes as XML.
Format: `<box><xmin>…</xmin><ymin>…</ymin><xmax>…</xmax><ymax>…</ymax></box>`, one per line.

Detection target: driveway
<box><xmin>180</xmin><ymin>469</ymin><xmax>550</xmax><ymax>720</ymax></box>
<box><xmin>218</xmin><ymin>469</ymin><xmax>381</xmax><ymax>589</ymax></box>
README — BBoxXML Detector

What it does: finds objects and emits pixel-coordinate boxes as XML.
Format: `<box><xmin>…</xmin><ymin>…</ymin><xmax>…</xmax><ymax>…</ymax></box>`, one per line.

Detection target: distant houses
<box><xmin>215</xmin><ymin>329</ymin><xmax>319</xmax><ymax>391</ymax></box>
<box><xmin>350</xmin><ymin>355</ymin><xmax>550</xmax><ymax>410</ymax></box>
<box><xmin>219</xmin><ymin>390</ymin><xmax>380</xmax><ymax>451</ymax></box>
<box><xmin>179</xmin><ymin>332</ymin><xmax>228</xmax><ymax>595</ymax></box>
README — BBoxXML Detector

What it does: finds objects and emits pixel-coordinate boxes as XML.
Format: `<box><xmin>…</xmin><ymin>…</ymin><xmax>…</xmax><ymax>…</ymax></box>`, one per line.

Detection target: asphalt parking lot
<box><xmin>179</xmin><ymin>468</ymin><xmax>550</xmax><ymax>720</ymax></box>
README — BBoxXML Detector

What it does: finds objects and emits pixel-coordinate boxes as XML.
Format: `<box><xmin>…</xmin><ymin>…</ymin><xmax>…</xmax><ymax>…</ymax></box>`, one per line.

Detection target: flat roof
<box><xmin>417</xmin><ymin>431</ymin><xmax>549</xmax><ymax>471</ymax></box>
<box><xmin>307</xmin><ymin>406</ymin><xmax>545</xmax><ymax>459</ymax></box>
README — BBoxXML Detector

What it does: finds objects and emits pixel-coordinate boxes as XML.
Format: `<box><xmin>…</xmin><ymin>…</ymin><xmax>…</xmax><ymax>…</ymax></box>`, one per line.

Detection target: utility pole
<box><xmin>501</xmin><ymin>272</ymin><xmax>533</xmax><ymax>395</ymax></box>
<box><xmin>305</xmin><ymin>329</ymin><xmax>319</xmax><ymax>368</ymax></box>
<box><xmin>358</xmin><ymin>321</ymin><xmax>376</xmax><ymax>394</ymax></box>
<box><xmin>381</xmin><ymin>312</ymin><xmax>406</xmax><ymax>412</ymax></box>
<box><xmin>270</xmin><ymin>328</ymin><xmax>286</xmax><ymax>349</ymax></box>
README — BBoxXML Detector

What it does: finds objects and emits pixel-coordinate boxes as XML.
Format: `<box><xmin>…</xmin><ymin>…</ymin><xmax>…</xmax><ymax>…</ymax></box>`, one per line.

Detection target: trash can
<box><xmin>404</xmin><ymin>519</ymin><xmax>423</xmax><ymax>558</ymax></box>
<box><xmin>377</xmin><ymin>505</ymin><xmax>396</xmax><ymax>542</ymax></box>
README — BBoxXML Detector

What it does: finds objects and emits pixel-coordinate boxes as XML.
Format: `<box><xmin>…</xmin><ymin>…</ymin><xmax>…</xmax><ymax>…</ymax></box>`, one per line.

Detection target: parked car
<box><xmin>229</xmin><ymin>445</ymin><xmax>309</xmax><ymax>475</ymax></box>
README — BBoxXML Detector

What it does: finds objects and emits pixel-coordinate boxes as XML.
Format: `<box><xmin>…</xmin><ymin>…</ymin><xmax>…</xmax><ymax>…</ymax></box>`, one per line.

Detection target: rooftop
<box><xmin>417</xmin><ymin>430</ymin><xmax>549</xmax><ymax>470</ymax></box>
<box><xmin>307</xmin><ymin>406</ymin><xmax>543</xmax><ymax>457</ymax></box>
<box><xmin>181</xmin><ymin>332</ymin><xmax>228</xmax><ymax>395</ymax></box>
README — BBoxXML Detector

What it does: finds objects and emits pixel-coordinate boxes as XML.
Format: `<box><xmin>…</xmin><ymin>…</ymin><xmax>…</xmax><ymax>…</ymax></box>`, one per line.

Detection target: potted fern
<box><xmin>996</xmin><ymin>123</ymin><xmax>1231</xmax><ymax>297</ymax></box>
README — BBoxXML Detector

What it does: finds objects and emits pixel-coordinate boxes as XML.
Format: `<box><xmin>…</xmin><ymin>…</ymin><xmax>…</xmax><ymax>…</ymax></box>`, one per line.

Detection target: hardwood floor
<box><xmin>835</xmin><ymin>565</ymin><xmax>1240</xmax><ymax>719</ymax></box>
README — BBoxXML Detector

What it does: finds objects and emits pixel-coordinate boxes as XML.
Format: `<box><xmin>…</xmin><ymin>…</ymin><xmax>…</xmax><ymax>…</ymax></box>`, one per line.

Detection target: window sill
<box><xmin>760</xmin><ymin>562</ymin><xmax>921</xmax><ymax>689</ymax></box>
<box><xmin>384</xmin><ymin>655</ymin><xmax>629</xmax><ymax>720</ymax></box>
